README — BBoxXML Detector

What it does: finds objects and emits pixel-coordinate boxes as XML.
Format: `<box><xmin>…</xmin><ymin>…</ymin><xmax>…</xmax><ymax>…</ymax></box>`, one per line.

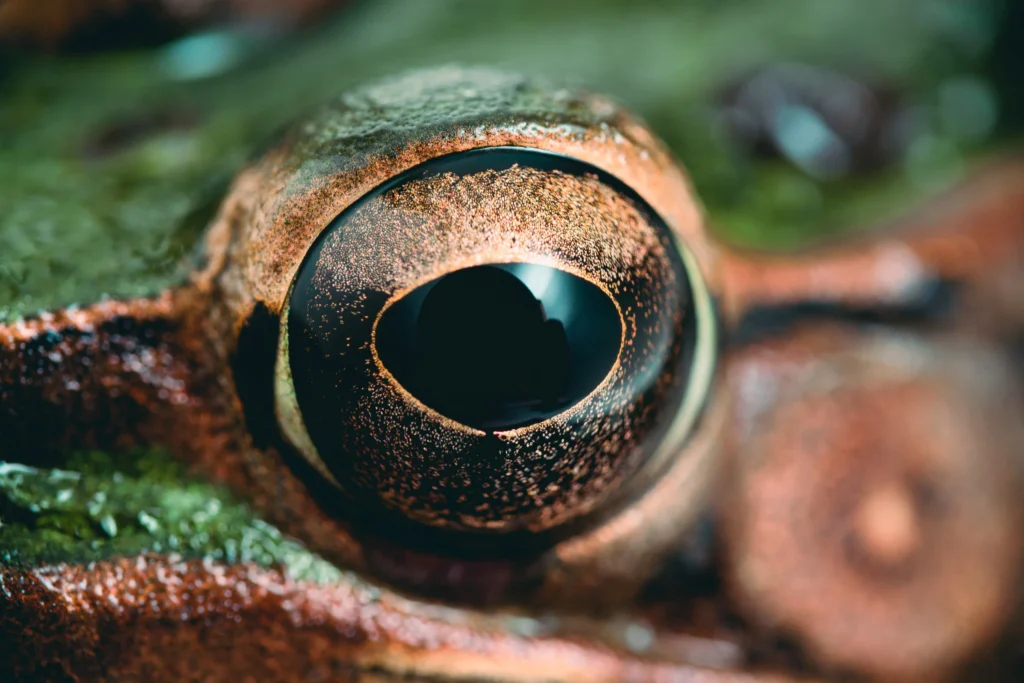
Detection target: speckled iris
<box><xmin>281</xmin><ymin>147</ymin><xmax>698</xmax><ymax>540</ymax></box>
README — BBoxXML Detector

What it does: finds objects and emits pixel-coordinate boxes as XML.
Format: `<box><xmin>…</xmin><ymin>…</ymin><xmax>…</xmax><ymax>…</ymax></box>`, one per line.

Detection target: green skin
<box><xmin>0</xmin><ymin>0</ymin><xmax>1015</xmax><ymax>608</ymax></box>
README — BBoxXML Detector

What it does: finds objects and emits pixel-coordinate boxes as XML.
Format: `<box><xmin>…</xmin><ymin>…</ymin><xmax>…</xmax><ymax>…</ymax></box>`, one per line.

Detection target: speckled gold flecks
<box><xmin>281</xmin><ymin>163</ymin><xmax>686</xmax><ymax>533</ymax></box>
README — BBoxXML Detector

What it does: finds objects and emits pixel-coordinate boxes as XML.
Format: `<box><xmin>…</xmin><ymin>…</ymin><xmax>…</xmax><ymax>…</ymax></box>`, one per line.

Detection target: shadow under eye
<box><xmin>375</xmin><ymin>263</ymin><xmax>621</xmax><ymax>432</ymax></box>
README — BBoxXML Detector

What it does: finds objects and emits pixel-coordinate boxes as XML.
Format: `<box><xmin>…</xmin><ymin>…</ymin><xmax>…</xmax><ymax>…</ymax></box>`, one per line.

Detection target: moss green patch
<box><xmin>0</xmin><ymin>449</ymin><xmax>342</xmax><ymax>585</ymax></box>
<box><xmin>0</xmin><ymin>0</ymin><xmax>1011</xmax><ymax>320</ymax></box>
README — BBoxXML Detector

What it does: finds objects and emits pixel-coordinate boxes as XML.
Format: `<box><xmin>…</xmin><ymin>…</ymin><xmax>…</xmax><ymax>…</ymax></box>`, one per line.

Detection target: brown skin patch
<box><xmin>719</xmin><ymin>326</ymin><xmax>1024</xmax><ymax>682</ymax></box>
<box><xmin>0</xmin><ymin>295</ymin><xmax>196</xmax><ymax>465</ymax></box>
<box><xmin>719</xmin><ymin>155</ymin><xmax>1024</xmax><ymax>331</ymax></box>
<box><xmin>0</xmin><ymin>555</ymin><xmax>811</xmax><ymax>683</ymax></box>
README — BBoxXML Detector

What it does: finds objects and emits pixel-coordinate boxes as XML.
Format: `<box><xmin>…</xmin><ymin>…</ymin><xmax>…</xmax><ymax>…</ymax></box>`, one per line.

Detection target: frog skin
<box><xmin>2</xmin><ymin>64</ymin><xmax>1024</xmax><ymax>683</ymax></box>
<box><xmin>3</xmin><ymin>2</ymin><xmax>1024</xmax><ymax>682</ymax></box>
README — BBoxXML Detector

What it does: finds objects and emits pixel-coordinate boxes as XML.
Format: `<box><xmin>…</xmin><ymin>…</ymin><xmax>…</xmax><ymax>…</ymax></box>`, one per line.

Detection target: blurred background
<box><xmin>0</xmin><ymin>0</ymin><xmax>1021</xmax><ymax>313</ymax></box>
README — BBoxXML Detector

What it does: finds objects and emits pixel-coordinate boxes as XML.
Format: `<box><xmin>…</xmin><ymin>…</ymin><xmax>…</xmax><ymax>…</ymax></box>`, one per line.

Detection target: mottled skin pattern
<box><xmin>1</xmin><ymin>63</ymin><xmax>1023</xmax><ymax>683</ymax></box>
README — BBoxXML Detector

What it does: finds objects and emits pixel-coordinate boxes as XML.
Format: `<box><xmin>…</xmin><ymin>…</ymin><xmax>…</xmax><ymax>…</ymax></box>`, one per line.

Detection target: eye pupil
<box><xmin>416</xmin><ymin>266</ymin><xmax>570</xmax><ymax>424</ymax></box>
<box><xmin>375</xmin><ymin>263</ymin><xmax>621</xmax><ymax>431</ymax></box>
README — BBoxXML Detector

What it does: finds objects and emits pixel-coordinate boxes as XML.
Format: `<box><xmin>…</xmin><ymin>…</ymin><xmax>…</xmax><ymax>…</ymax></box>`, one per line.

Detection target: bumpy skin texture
<box><xmin>207</xmin><ymin>65</ymin><xmax>713</xmax><ymax>318</ymax></box>
<box><xmin>0</xmin><ymin>296</ymin><xmax>196</xmax><ymax>465</ymax></box>
<box><xmin>0</xmin><ymin>556</ymin><xmax>808</xmax><ymax>683</ymax></box>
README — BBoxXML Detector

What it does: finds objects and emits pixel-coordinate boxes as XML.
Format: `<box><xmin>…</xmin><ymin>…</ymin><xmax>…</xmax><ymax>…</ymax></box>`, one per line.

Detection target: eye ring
<box><xmin>272</xmin><ymin>145</ymin><xmax>713</xmax><ymax>546</ymax></box>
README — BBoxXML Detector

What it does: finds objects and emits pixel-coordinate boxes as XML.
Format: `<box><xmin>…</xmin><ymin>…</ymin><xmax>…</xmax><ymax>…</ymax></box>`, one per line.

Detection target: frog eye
<box><xmin>272</xmin><ymin>147</ymin><xmax>714</xmax><ymax>539</ymax></box>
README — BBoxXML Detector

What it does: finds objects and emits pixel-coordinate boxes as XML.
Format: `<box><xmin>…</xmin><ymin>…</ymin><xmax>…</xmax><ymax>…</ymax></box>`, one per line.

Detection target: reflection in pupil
<box><xmin>418</xmin><ymin>267</ymin><xmax>570</xmax><ymax>423</ymax></box>
<box><xmin>376</xmin><ymin>264</ymin><xmax>621</xmax><ymax>431</ymax></box>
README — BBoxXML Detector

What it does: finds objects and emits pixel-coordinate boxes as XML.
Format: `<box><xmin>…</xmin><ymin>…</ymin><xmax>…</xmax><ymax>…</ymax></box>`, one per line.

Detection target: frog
<box><xmin>2</xmin><ymin>1</ymin><xmax>1023</xmax><ymax>682</ymax></box>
